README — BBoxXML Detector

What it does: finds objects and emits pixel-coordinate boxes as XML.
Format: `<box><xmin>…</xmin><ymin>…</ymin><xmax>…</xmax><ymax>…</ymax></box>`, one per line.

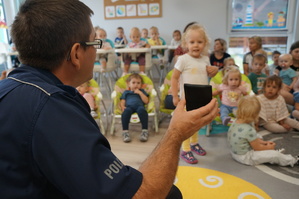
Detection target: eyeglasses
<box><xmin>79</xmin><ymin>39</ymin><xmax>103</xmax><ymax>49</ymax></box>
<box><xmin>66</xmin><ymin>39</ymin><xmax>102</xmax><ymax>61</ymax></box>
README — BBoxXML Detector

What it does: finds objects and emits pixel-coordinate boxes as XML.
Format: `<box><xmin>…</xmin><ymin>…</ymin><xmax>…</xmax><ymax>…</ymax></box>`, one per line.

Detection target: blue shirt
<box><xmin>0</xmin><ymin>65</ymin><xmax>142</xmax><ymax>198</ymax></box>
<box><xmin>279</xmin><ymin>68</ymin><xmax>297</xmax><ymax>86</ymax></box>
<box><xmin>121</xmin><ymin>89</ymin><xmax>148</xmax><ymax>107</ymax></box>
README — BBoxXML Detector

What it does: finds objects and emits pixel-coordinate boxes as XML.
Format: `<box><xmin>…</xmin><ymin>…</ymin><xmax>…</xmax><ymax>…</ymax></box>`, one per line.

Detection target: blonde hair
<box><xmin>223</xmin><ymin>57</ymin><xmax>235</xmax><ymax>67</ymax></box>
<box><xmin>222</xmin><ymin>66</ymin><xmax>241</xmax><ymax>86</ymax></box>
<box><xmin>149</xmin><ymin>26</ymin><xmax>159</xmax><ymax>34</ymax></box>
<box><xmin>249</xmin><ymin>36</ymin><xmax>262</xmax><ymax>49</ymax></box>
<box><xmin>130</xmin><ymin>27</ymin><xmax>140</xmax><ymax>36</ymax></box>
<box><xmin>181</xmin><ymin>24</ymin><xmax>210</xmax><ymax>56</ymax></box>
<box><xmin>237</xmin><ymin>95</ymin><xmax>261</xmax><ymax>123</ymax></box>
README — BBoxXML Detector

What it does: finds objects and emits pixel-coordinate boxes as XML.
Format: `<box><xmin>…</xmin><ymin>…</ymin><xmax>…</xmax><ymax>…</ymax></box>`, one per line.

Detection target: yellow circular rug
<box><xmin>175</xmin><ymin>166</ymin><xmax>271</xmax><ymax>199</ymax></box>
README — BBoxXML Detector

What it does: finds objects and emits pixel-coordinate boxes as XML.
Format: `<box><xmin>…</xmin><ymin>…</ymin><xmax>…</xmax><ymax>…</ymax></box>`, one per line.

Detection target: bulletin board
<box><xmin>104</xmin><ymin>0</ymin><xmax>162</xmax><ymax>20</ymax></box>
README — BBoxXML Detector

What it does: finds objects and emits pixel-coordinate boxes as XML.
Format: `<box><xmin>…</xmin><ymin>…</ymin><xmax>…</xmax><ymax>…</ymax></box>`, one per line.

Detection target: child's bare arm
<box><xmin>135</xmin><ymin>89</ymin><xmax>149</xmax><ymax>104</ymax></box>
<box><xmin>289</xmin><ymin>77</ymin><xmax>298</xmax><ymax>90</ymax></box>
<box><xmin>250</xmin><ymin>138</ymin><xmax>276</xmax><ymax>151</ymax></box>
<box><xmin>212</xmin><ymin>89</ymin><xmax>221</xmax><ymax>96</ymax></box>
<box><xmin>206</xmin><ymin>65</ymin><xmax>218</xmax><ymax>77</ymax></box>
<box><xmin>120</xmin><ymin>99</ymin><xmax>126</xmax><ymax>112</ymax></box>
<box><xmin>171</xmin><ymin>69</ymin><xmax>181</xmax><ymax>106</ymax></box>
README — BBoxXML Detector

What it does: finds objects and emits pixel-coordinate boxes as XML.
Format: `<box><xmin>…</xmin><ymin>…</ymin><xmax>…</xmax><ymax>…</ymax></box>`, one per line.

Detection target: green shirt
<box><xmin>227</xmin><ymin>122</ymin><xmax>258</xmax><ymax>155</ymax></box>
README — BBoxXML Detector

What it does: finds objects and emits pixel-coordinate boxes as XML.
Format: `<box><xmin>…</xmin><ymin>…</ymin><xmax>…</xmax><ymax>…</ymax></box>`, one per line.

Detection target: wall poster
<box><xmin>104</xmin><ymin>0</ymin><xmax>162</xmax><ymax>20</ymax></box>
<box><xmin>231</xmin><ymin>0</ymin><xmax>289</xmax><ymax>30</ymax></box>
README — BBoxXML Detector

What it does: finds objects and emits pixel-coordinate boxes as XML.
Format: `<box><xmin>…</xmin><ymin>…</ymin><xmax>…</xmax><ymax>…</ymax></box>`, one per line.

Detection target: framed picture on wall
<box><xmin>229</xmin><ymin>0</ymin><xmax>291</xmax><ymax>31</ymax></box>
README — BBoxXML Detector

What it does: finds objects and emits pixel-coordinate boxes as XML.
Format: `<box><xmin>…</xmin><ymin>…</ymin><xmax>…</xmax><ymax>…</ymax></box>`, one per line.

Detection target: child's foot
<box><xmin>180</xmin><ymin>151</ymin><xmax>198</xmax><ymax>164</ymax></box>
<box><xmin>90</xmin><ymin>110</ymin><xmax>98</xmax><ymax>118</ymax></box>
<box><xmin>222</xmin><ymin>117</ymin><xmax>231</xmax><ymax>126</ymax></box>
<box><xmin>139</xmin><ymin>130</ymin><xmax>148</xmax><ymax>142</ymax></box>
<box><xmin>139</xmin><ymin>71</ymin><xmax>146</xmax><ymax>76</ymax></box>
<box><xmin>191</xmin><ymin>144</ymin><xmax>206</xmax><ymax>156</ymax></box>
<box><xmin>276</xmin><ymin>148</ymin><xmax>285</xmax><ymax>153</ymax></box>
<box><xmin>122</xmin><ymin>131</ymin><xmax>131</xmax><ymax>143</ymax></box>
<box><xmin>292</xmin><ymin>110</ymin><xmax>299</xmax><ymax>120</ymax></box>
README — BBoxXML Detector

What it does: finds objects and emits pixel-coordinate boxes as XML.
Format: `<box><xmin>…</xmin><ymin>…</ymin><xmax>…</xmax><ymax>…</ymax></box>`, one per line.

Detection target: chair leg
<box><xmin>205</xmin><ymin>123</ymin><xmax>211</xmax><ymax>136</ymax></box>
<box><xmin>99</xmin><ymin>119</ymin><xmax>106</xmax><ymax>135</ymax></box>
<box><xmin>154</xmin><ymin>113</ymin><xmax>159</xmax><ymax>133</ymax></box>
<box><xmin>110</xmin><ymin>115</ymin><xmax>115</xmax><ymax>135</ymax></box>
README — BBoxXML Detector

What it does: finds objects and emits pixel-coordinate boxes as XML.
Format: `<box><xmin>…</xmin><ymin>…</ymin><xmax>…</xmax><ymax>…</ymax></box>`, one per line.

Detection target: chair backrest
<box><xmin>105</xmin><ymin>38</ymin><xmax>115</xmax><ymax>49</ymax></box>
<box><xmin>113</xmin><ymin>74</ymin><xmax>155</xmax><ymax>114</ymax></box>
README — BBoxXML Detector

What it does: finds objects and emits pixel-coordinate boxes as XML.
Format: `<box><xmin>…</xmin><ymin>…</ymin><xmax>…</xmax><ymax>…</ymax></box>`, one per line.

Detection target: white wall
<box><xmin>81</xmin><ymin>0</ymin><xmax>228</xmax><ymax>45</ymax></box>
<box><xmin>4</xmin><ymin>0</ymin><xmax>299</xmax><ymax>49</ymax></box>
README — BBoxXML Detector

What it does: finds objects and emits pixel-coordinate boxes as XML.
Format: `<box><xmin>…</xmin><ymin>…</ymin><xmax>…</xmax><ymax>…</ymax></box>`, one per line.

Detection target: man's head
<box><xmin>11</xmin><ymin>0</ymin><xmax>94</xmax><ymax>71</ymax></box>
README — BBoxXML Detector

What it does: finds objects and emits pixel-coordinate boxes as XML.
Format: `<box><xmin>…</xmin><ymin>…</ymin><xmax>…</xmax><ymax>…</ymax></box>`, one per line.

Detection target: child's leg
<box><xmin>123</xmin><ymin>55</ymin><xmax>132</xmax><ymax>75</ymax></box>
<box><xmin>284</xmin><ymin>117</ymin><xmax>299</xmax><ymax>130</ymax></box>
<box><xmin>181</xmin><ymin>137</ymin><xmax>198</xmax><ymax>164</ymax></box>
<box><xmin>231</xmin><ymin>150</ymin><xmax>298</xmax><ymax>167</ymax></box>
<box><xmin>190</xmin><ymin>132</ymin><xmax>206</xmax><ymax>156</ymax></box>
<box><xmin>138</xmin><ymin>54</ymin><xmax>146</xmax><ymax>73</ymax></box>
<box><xmin>263</xmin><ymin>122</ymin><xmax>288</xmax><ymax>133</ymax></box>
<box><xmin>251</xmin><ymin>150</ymin><xmax>298</xmax><ymax>167</ymax></box>
<box><xmin>121</xmin><ymin>107</ymin><xmax>134</xmax><ymax>130</ymax></box>
<box><xmin>83</xmin><ymin>93</ymin><xmax>95</xmax><ymax>110</ymax></box>
<box><xmin>220</xmin><ymin>104</ymin><xmax>231</xmax><ymax>125</ymax></box>
<box><xmin>99</xmin><ymin>58</ymin><xmax>107</xmax><ymax>72</ymax></box>
<box><xmin>136</xmin><ymin>106</ymin><xmax>148</xmax><ymax>130</ymax></box>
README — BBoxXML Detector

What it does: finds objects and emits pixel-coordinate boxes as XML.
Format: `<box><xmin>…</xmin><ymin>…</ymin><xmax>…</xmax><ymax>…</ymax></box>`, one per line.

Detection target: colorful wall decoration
<box><xmin>104</xmin><ymin>0</ymin><xmax>162</xmax><ymax>20</ymax></box>
<box><xmin>231</xmin><ymin>0</ymin><xmax>289</xmax><ymax>30</ymax></box>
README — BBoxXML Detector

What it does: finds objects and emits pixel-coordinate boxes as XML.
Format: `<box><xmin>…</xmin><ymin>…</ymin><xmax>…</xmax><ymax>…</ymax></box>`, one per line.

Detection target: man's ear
<box><xmin>69</xmin><ymin>43</ymin><xmax>81</xmax><ymax>70</ymax></box>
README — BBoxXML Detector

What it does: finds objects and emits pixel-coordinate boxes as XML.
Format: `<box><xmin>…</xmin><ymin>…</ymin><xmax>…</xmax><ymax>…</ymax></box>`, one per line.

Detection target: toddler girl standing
<box><xmin>213</xmin><ymin>66</ymin><xmax>248</xmax><ymax>126</ymax></box>
<box><xmin>257</xmin><ymin>75</ymin><xmax>299</xmax><ymax>133</ymax></box>
<box><xmin>171</xmin><ymin>24</ymin><xmax>218</xmax><ymax>164</ymax></box>
<box><xmin>228</xmin><ymin>95</ymin><xmax>298</xmax><ymax>167</ymax></box>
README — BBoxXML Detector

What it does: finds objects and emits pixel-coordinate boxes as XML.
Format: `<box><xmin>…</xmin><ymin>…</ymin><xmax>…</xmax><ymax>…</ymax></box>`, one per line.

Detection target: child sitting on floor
<box><xmin>257</xmin><ymin>75</ymin><xmax>299</xmax><ymax>133</ymax></box>
<box><xmin>212</xmin><ymin>66</ymin><xmax>248</xmax><ymax>126</ymax></box>
<box><xmin>228</xmin><ymin>95</ymin><xmax>298</xmax><ymax>167</ymax></box>
<box><xmin>77</xmin><ymin>81</ymin><xmax>98</xmax><ymax>118</ymax></box>
<box><xmin>121</xmin><ymin>73</ymin><xmax>149</xmax><ymax>143</ymax></box>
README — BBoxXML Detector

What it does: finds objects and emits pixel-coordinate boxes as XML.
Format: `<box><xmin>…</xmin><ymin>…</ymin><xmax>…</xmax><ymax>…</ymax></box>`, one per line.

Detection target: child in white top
<box><xmin>257</xmin><ymin>75</ymin><xmax>299</xmax><ymax>133</ymax></box>
<box><xmin>213</xmin><ymin>66</ymin><xmax>248</xmax><ymax>125</ymax></box>
<box><xmin>170</xmin><ymin>30</ymin><xmax>181</xmax><ymax>47</ymax></box>
<box><xmin>171</xmin><ymin>24</ymin><xmax>218</xmax><ymax>164</ymax></box>
<box><xmin>94</xmin><ymin>26</ymin><xmax>112</xmax><ymax>72</ymax></box>
<box><xmin>228</xmin><ymin>95</ymin><xmax>298</xmax><ymax>167</ymax></box>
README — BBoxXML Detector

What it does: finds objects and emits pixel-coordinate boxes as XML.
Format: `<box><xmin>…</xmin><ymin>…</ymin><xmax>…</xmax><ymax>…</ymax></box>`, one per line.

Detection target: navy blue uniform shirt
<box><xmin>0</xmin><ymin>65</ymin><xmax>142</xmax><ymax>198</ymax></box>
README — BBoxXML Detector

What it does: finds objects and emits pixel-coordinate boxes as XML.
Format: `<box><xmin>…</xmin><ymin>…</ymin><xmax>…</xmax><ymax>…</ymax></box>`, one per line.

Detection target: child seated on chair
<box><xmin>76</xmin><ymin>81</ymin><xmax>98</xmax><ymax>118</ymax></box>
<box><xmin>147</xmin><ymin>26</ymin><xmax>164</xmax><ymax>56</ymax></box>
<box><xmin>121</xmin><ymin>73</ymin><xmax>149</xmax><ymax>143</ymax></box>
<box><xmin>212</xmin><ymin>66</ymin><xmax>248</xmax><ymax>126</ymax></box>
<box><xmin>95</xmin><ymin>26</ymin><xmax>112</xmax><ymax>72</ymax></box>
<box><xmin>141</xmin><ymin>28</ymin><xmax>149</xmax><ymax>40</ymax></box>
<box><xmin>114</xmin><ymin>26</ymin><xmax>127</xmax><ymax>46</ymax></box>
<box><xmin>257</xmin><ymin>75</ymin><xmax>299</xmax><ymax>133</ymax></box>
<box><xmin>122</xmin><ymin>27</ymin><xmax>150</xmax><ymax>76</ymax></box>
<box><xmin>168</xmin><ymin>30</ymin><xmax>182</xmax><ymax>64</ymax></box>
<box><xmin>228</xmin><ymin>95</ymin><xmax>298</xmax><ymax>167</ymax></box>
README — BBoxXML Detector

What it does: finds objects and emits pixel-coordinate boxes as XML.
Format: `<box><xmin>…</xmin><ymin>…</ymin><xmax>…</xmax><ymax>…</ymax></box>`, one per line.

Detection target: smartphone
<box><xmin>184</xmin><ymin>84</ymin><xmax>212</xmax><ymax>111</ymax></box>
